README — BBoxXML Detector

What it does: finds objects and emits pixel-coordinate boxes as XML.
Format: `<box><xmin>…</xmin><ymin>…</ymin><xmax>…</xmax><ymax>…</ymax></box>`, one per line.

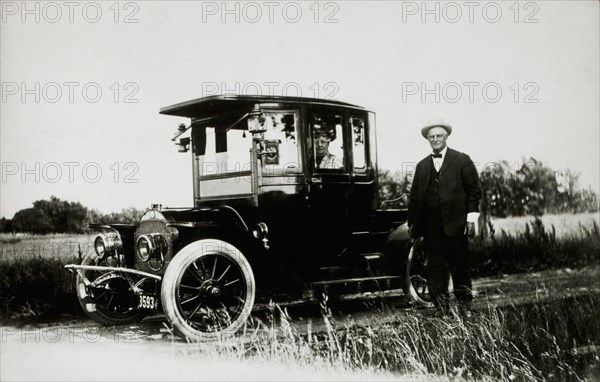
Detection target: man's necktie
<box><xmin>432</xmin><ymin>153</ymin><xmax>442</xmax><ymax>158</ymax></box>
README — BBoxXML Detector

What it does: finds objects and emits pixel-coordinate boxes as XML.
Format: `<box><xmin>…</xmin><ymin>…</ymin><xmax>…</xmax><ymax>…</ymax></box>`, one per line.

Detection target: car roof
<box><xmin>159</xmin><ymin>94</ymin><xmax>370</xmax><ymax>118</ymax></box>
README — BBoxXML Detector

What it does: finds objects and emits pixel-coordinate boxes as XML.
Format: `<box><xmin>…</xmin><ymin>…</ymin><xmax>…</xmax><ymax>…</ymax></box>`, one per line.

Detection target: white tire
<box><xmin>161</xmin><ymin>239</ymin><xmax>255</xmax><ymax>341</ymax></box>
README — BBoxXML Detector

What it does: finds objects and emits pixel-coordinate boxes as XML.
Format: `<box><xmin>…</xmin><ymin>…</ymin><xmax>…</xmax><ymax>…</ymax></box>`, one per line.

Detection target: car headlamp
<box><xmin>136</xmin><ymin>235</ymin><xmax>154</xmax><ymax>262</ymax></box>
<box><xmin>94</xmin><ymin>232</ymin><xmax>123</xmax><ymax>258</ymax></box>
<box><xmin>136</xmin><ymin>234</ymin><xmax>168</xmax><ymax>270</ymax></box>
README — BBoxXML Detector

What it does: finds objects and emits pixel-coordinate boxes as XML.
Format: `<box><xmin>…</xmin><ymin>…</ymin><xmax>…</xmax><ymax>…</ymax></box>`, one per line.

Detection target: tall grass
<box><xmin>178</xmin><ymin>288</ymin><xmax>600</xmax><ymax>381</ymax></box>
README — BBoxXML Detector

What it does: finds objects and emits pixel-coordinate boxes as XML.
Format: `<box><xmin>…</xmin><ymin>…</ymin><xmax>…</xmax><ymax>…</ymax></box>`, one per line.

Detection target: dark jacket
<box><xmin>408</xmin><ymin>148</ymin><xmax>481</xmax><ymax>237</ymax></box>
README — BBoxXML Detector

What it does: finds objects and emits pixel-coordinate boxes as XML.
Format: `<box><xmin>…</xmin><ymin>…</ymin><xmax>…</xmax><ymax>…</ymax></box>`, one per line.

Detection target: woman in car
<box><xmin>313</xmin><ymin>121</ymin><xmax>343</xmax><ymax>169</ymax></box>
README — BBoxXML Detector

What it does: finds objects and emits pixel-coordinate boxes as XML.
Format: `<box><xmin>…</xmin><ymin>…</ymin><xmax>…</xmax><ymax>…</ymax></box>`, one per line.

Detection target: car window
<box><xmin>260</xmin><ymin>111</ymin><xmax>301</xmax><ymax>174</ymax></box>
<box><xmin>196</xmin><ymin>125</ymin><xmax>252</xmax><ymax>176</ymax></box>
<box><xmin>193</xmin><ymin>110</ymin><xmax>300</xmax><ymax>177</ymax></box>
<box><xmin>309</xmin><ymin>108</ymin><xmax>345</xmax><ymax>170</ymax></box>
<box><xmin>351</xmin><ymin>116</ymin><xmax>367</xmax><ymax>172</ymax></box>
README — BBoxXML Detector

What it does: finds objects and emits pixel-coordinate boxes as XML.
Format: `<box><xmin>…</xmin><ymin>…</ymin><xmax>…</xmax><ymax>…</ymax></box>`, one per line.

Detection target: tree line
<box><xmin>0</xmin><ymin>196</ymin><xmax>144</xmax><ymax>234</ymax></box>
<box><xmin>378</xmin><ymin>157</ymin><xmax>599</xmax><ymax>216</ymax></box>
<box><xmin>1</xmin><ymin>157</ymin><xmax>598</xmax><ymax>234</ymax></box>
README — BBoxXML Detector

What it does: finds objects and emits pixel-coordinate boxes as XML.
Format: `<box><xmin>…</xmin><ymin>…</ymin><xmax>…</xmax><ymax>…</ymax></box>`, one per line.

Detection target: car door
<box><xmin>348</xmin><ymin>111</ymin><xmax>378</xmax><ymax>233</ymax></box>
<box><xmin>305</xmin><ymin>105</ymin><xmax>352</xmax><ymax>265</ymax></box>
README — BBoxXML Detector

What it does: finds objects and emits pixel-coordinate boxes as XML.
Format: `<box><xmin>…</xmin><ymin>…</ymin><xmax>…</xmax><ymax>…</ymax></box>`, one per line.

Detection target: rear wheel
<box><xmin>161</xmin><ymin>239</ymin><xmax>256</xmax><ymax>341</ymax></box>
<box><xmin>76</xmin><ymin>250</ymin><xmax>146</xmax><ymax>325</ymax></box>
<box><xmin>403</xmin><ymin>238</ymin><xmax>452</xmax><ymax>308</ymax></box>
<box><xmin>403</xmin><ymin>238</ymin><xmax>435</xmax><ymax>308</ymax></box>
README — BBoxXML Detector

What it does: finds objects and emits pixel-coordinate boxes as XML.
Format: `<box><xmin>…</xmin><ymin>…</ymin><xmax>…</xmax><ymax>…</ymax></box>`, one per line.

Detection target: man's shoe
<box><xmin>431</xmin><ymin>302</ymin><xmax>451</xmax><ymax>319</ymax></box>
<box><xmin>433</xmin><ymin>294</ymin><xmax>451</xmax><ymax>317</ymax></box>
<box><xmin>460</xmin><ymin>309</ymin><xmax>472</xmax><ymax>321</ymax></box>
<box><xmin>431</xmin><ymin>309</ymin><xmax>450</xmax><ymax>319</ymax></box>
<box><xmin>458</xmin><ymin>302</ymin><xmax>473</xmax><ymax>321</ymax></box>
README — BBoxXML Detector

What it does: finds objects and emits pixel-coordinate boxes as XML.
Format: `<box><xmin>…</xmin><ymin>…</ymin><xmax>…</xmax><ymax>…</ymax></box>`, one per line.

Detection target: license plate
<box><xmin>138</xmin><ymin>295</ymin><xmax>159</xmax><ymax>310</ymax></box>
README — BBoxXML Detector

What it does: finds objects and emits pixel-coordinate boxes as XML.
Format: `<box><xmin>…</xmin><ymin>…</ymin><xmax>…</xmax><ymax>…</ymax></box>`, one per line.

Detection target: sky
<box><xmin>1</xmin><ymin>0</ymin><xmax>599</xmax><ymax>218</ymax></box>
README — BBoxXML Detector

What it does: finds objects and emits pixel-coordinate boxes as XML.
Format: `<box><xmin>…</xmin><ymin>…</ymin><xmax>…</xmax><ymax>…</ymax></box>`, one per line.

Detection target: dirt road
<box><xmin>2</xmin><ymin>266</ymin><xmax>599</xmax><ymax>381</ymax></box>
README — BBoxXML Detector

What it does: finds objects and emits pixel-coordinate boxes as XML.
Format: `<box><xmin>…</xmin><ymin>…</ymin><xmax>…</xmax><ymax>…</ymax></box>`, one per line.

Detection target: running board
<box><xmin>309</xmin><ymin>275</ymin><xmax>402</xmax><ymax>286</ymax></box>
<box><xmin>253</xmin><ymin>288</ymin><xmax>405</xmax><ymax>311</ymax></box>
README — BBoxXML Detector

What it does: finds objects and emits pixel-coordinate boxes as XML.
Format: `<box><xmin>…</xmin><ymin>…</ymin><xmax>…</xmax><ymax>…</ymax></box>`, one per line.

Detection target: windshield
<box><xmin>192</xmin><ymin>110</ymin><xmax>300</xmax><ymax>199</ymax></box>
<box><xmin>196</xmin><ymin>126</ymin><xmax>252</xmax><ymax>176</ymax></box>
<box><xmin>193</xmin><ymin>111</ymin><xmax>300</xmax><ymax>177</ymax></box>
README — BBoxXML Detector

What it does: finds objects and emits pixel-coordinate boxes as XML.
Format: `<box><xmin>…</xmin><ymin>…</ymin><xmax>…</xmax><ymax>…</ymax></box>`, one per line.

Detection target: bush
<box><xmin>0</xmin><ymin>255</ymin><xmax>81</xmax><ymax>321</ymax></box>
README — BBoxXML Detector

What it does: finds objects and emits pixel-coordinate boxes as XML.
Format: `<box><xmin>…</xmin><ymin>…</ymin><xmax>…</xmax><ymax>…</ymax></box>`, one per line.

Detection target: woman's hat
<box><xmin>313</xmin><ymin>122</ymin><xmax>337</xmax><ymax>141</ymax></box>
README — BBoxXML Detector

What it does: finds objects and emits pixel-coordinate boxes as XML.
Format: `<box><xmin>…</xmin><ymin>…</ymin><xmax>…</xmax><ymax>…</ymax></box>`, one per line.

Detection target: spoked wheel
<box><xmin>161</xmin><ymin>239</ymin><xmax>256</xmax><ymax>341</ymax></box>
<box><xmin>76</xmin><ymin>250</ymin><xmax>147</xmax><ymax>325</ymax></box>
<box><xmin>403</xmin><ymin>238</ymin><xmax>435</xmax><ymax>308</ymax></box>
<box><xmin>403</xmin><ymin>238</ymin><xmax>453</xmax><ymax>308</ymax></box>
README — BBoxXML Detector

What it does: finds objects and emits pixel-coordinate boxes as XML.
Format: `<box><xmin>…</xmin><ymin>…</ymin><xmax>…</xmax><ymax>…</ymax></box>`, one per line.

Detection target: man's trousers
<box><xmin>423</xmin><ymin>208</ymin><xmax>473</xmax><ymax>311</ymax></box>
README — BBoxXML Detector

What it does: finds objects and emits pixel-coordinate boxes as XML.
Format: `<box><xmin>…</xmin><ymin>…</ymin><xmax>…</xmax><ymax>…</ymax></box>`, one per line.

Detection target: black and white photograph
<box><xmin>1</xmin><ymin>1</ymin><xmax>599</xmax><ymax>380</ymax></box>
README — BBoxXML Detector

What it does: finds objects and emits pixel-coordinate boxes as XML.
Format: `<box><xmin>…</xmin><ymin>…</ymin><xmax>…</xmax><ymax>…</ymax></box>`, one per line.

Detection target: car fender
<box><xmin>382</xmin><ymin>222</ymin><xmax>412</xmax><ymax>276</ymax></box>
<box><xmin>168</xmin><ymin>223</ymin><xmax>277</xmax><ymax>287</ymax></box>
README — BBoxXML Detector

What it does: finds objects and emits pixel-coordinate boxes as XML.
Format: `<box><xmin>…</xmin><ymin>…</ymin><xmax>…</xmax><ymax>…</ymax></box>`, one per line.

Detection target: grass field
<box><xmin>0</xmin><ymin>233</ymin><xmax>93</xmax><ymax>262</ymax></box>
<box><xmin>490</xmin><ymin>212</ymin><xmax>600</xmax><ymax>238</ymax></box>
<box><xmin>1</xmin><ymin>212</ymin><xmax>598</xmax><ymax>262</ymax></box>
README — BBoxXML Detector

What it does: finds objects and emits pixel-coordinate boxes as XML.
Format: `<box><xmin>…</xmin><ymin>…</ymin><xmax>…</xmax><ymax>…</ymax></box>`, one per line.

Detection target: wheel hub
<box><xmin>200</xmin><ymin>281</ymin><xmax>222</xmax><ymax>298</ymax></box>
<box><xmin>208</xmin><ymin>286</ymin><xmax>221</xmax><ymax>297</ymax></box>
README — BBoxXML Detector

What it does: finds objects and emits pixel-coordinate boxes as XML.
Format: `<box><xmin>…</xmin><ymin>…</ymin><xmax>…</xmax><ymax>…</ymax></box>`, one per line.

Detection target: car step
<box><xmin>359</xmin><ymin>252</ymin><xmax>383</xmax><ymax>276</ymax></box>
<box><xmin>309</xmin><ymin>275</ymin><xmax>401</xmax><ymax>286</ymax></box>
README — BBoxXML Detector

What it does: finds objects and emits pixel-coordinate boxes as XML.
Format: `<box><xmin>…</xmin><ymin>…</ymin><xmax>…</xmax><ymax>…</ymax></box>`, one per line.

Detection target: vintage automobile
<box><xmin>65</xmin><ymin>94</ymin><xmax>433</xmax><ymax>341</ymax></box>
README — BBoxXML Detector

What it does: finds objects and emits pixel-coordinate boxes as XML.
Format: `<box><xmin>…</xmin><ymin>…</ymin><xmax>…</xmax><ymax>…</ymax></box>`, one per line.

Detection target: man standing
<box><xmin>407</xmin><ymin>118</ymin><xmax>481</xmax><ymax>318</ymax></box>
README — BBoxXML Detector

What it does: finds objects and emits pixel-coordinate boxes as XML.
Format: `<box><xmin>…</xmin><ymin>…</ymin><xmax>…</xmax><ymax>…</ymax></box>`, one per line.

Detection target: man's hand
<box><xmin>464</xmin><ymin>222</ymin><xmax>475</xmax><ymax>238</ymax></box>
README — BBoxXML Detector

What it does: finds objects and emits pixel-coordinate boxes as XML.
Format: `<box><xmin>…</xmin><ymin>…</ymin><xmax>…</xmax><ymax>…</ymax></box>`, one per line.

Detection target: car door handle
<box><xmin>307</xmin><ymin>177</ymin><xmax>322</xmax><ymax>194</ymax></box>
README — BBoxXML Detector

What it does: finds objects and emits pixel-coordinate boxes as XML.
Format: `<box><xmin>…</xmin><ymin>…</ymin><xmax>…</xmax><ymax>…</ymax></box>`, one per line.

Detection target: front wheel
<box><xmin>161</xmin><ymin>239</ymin><xmax>256</xmax><ymax>341</ymax></box>
<box><xmin>76</xmin><ymin>250</ymin><xmax>147</xmax><ymax>325</ymax></box>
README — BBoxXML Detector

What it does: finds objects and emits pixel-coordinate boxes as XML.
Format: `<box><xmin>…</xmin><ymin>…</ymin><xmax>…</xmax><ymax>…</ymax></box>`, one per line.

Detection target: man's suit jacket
<box><xmin>408</xmin><ymin>148</ymin><xmax>481</xmax><ymax>237</ymax></box>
